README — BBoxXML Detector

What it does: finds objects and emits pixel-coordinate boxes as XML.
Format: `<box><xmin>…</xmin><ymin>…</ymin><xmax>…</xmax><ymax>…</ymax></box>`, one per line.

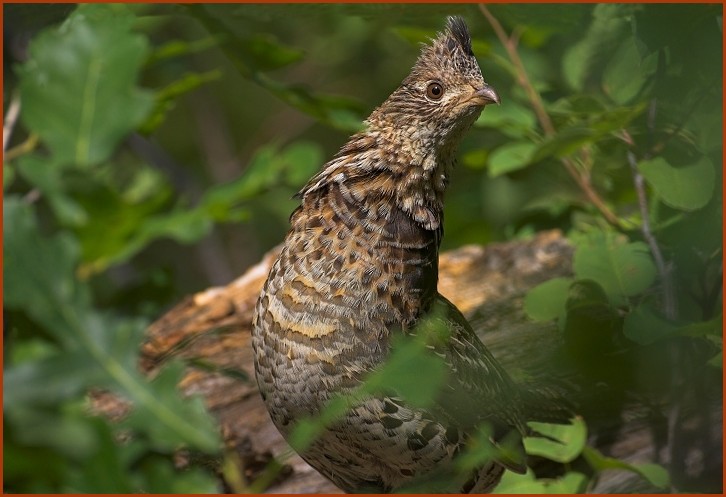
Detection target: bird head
<box><xmin>297</xmin><ymin>17</ymin><xmax>497</xmax><ymax>230</ymax></box>
<box><xmin>368</xmin><ymin>16</ymin><xmax>499</xmax><ymax>153</ymax></box>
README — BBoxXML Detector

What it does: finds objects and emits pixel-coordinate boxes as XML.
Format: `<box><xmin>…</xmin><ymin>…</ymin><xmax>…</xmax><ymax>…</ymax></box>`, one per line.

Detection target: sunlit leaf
<box><xmin>524</xmin><ymin>417</ymin><xmax>587</xmax><ymax>463</ymax></box>
<box><xmin>494</xmin><ymin>469</ymin><xmax>589</xmax><ymax>494</ymax></box>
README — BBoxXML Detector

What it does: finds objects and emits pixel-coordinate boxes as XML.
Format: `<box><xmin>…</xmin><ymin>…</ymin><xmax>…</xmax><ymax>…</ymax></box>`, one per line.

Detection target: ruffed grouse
<box><xmin>252</xmin><ymin>16</ymin><xmax>569</xmax><ymax>493</ymax></box>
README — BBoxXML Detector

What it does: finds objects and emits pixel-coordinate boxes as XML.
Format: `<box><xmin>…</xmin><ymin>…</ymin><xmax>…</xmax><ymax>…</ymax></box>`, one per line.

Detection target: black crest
<box><xmin>446</xmin><ymin>16</ymin><xmax>474</xmax><ymax>56</ymax></box>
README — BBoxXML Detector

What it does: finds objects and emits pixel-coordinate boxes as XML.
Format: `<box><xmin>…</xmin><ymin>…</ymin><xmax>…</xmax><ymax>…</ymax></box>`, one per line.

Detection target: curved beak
<box><xmin>471</xmin><ymin>84</ymin><xmax>500</xmax><ymax>106</ymax></box>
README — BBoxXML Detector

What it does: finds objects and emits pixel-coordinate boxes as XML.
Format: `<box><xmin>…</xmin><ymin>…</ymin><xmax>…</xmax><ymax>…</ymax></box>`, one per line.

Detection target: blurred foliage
<box><xmin>3</xmin><ymin>2</ymin><xmax>722</xmax><ymax>494</ymax></box>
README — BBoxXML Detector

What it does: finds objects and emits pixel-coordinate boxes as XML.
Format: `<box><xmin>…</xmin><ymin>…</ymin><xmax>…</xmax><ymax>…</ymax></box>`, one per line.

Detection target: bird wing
<box><xmin>419</xmin><ymin>295</ymin><xmax>525</xmax><ymax>424</ymax></box>
<box><xmin>408</xmin><ymin>294</ymin><xmax>529</xmax><ymax>473</ymax></box>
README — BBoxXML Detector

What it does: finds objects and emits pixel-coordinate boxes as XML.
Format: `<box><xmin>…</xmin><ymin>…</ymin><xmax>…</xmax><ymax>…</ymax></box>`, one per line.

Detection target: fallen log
<box><xmin>93</xmin><ymin>229</ymin><xmax>721</xmax><ymax>493</ymax></box>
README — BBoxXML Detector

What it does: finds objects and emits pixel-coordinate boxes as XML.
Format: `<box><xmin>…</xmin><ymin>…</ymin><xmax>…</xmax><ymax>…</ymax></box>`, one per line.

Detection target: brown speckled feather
<box><xmin>252</xmin><ymin>16</ymin><xmax>566</xmax><ymax>493</ymax></box>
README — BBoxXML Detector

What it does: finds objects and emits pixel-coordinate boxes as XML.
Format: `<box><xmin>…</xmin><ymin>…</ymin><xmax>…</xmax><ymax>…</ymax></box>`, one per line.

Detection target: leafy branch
<box><xmin>478</xmin><ymin>4</ymin><xmax>621</xmax><ymax>228</ymax></box>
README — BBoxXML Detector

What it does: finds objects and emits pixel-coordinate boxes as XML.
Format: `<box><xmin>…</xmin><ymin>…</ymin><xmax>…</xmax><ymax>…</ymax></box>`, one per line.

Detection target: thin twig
<box><xmin>626</xmin><ymin>150</ymin><xmax>677</xmax><ymax>319</ymax></box>
<box><xmin>626</xmin><ymin>115</ymin><xmax>680</xmax><ymax>492</ymax></box>
<box><xmin>479</xmin><ymin>5</ymin><xmax>553</xmax><ymax>134</ymax></box>
<box><xmin>3</xmin><ymin>92</ymin><xmax>21</xmax><ymax>152</ymax></box>
<box><xmin>478</xmin><ymin>4</ymin><xmax>621</xmax><ymax>228</ymax></box>
<box><xmin>643</xmin><ymin>99</ymin><xmax>681</xmax><ymax>493</ymax></box>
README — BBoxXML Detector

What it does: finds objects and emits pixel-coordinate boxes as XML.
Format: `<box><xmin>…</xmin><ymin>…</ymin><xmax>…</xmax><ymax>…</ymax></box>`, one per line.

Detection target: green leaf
<box><xmin>4</xmin><ymin>196</ymin><xmax>90</xmax><ymax>329</ymax></box>
<box><xmin>561</xmin><ymin>4</ymin><xmax>631</xmax><ymax>91</ymax></box>
<box><xmin>707</xmin><ymin>351</ymin><xmax>722</xmax><ymax>369</ymax></box>
<box><xmin>202</xmin><ymin>141</ymin><xmax>322</xmax><ymax>217</ymax></box>
<box><xmin>16</xmin><ymin>154</ymin><xmax>89</xmax><ymax>226</ymax></box>
<box><xmin>563</xmin><ymin>280</ymin><xmax>623</xmax><ymax>366</ymax></box>
<box><xmin>4</xmin><ymin>352</ymin><xmax>105</xmax><ymax>407</ymax></box>
<box><xmin>454</xmin><ymin>424</ymin><xmax>499</xmax><ymax>471</ymax></box>
<box><xmin>462</xmin><ymin>148</ymin><xmax>490</xmax><ymax>170</ymax></box>
<box><xmin>287</xmin><ymin>395</ymin><xmax>353</xmax><ymax>452</ymax></box>
<box><xmin>6</xmin><ymin>406</ymin><xmax>100</xmax><ymax>461</ymax></box>
<box><xmin>475</xmin><ymin>100</ymin><xmax>537</xmax><ymax>139</ymax></box>
<box><xmin>140</xmin><ymin>70</ymin><xmax>223</xmax><ymax>134</ymax></box>
<box><xmin>146</xmin><ymin>36</ymin><xmax>221</xmax><ymax>65</ymax></box>
<box><xmin>7</xmin><ymin>337</ymin><xmax>59</xmax><ymax>365</ymax></box>
<box><xmin>362</xmin><ymin>335</ymin><xmax>448</xmax><ymax>408</ymax></box>
<box><xmin>4</xmin><ymin>196</ymin><xmax>220</xmax><ymax>453</ymax></box>
<box><xmin>122</xmin><ymin>361</ymin><xmax>220</xmax><ymax>453</ymax></box>
<box><xmin>60</xmin><ymin>164</ymin><xmax>218</xmax><ymax>274</ymax></box>
<box><xmin>583</xmin><ymin>446</ymin><xmax>670</xmax><ymax>488</ymax></box>
<box><xmin>488</xmin><ymin>142</ymin><xmax>537</xmax><ymax>177</ymax></box>
<box><xmin>638</xmin><ymin>156</ymin><xmax>716</xmax><ymax>211</ymax></box>
<box><xmin>675</xmin><ymin>314</ymin><xmax>722</xmax><ymax>338</ymax></box>
<box><xmin>18</xmin><ymin>4</ymin><xmax>153</xmax><ymax>167</ymax></box>
<box><xmin>135</xmin><ymin>455</ymin><xmax>220</xmax><ymax>493</ymax></box>
<box><xmin>589</xmin><ymin>103</ymin><xmax>647</xmax><ymax>133</ymax></box>
<box><xmin>200</xmin><ymin>144</ymin><xmax>287</xmax><ymax>219</ymax></box>
<box><xmin>572</xmin><ymin>231</ymin><xmax>657</xmax><ymax>305</ymax></box>
<box><xmin>4</xmin><ymin>434</ymin><xmax>68</xmax><ymax>492</ymax></box>
<box><xmin>634</xmin><ymin>463</ymin><xmax>671</xmax><ymax>489</ymax></box>
<box><xmin>602</xmin><ymin>38</ymin><xmax>656</xmax><ymax>104</ymax></box>
<box><xmin>623</xmin><ymin>303</ymin><xmax>679</xmax><ymax>345</ymax></box>
<box><xmin>532</xmin><ymin>127</ymin><xmax>595</xmax><ymax>163</ymax></box>
<box><xmin>64</xmin><ymin>418</ymin><xmax>136</xmax><ymax>493</ymax></box>
<box><xmin>4</xmin><ymin>162</ymin><xmax>15</xmax><ymax>190</ymax></box>
<box><xmin>282</xmin><ymin>141</ymin><xmax>324</xmax><ymax>187</ymax></box>
<box><xmin>494</xmin><ymin>469</ymin><xmax>589</xmax><ymax>494</ymax></box>
<box><xmin>240</xmin><ymin>33</ymin><xmax>305</xmax><ymax>71</ymax></box>
<box><xmin>524</xmin><ymin>277</ymin><xmax>573</xmax><ymax>322</ymax></box>
<box><xmin>524</xmin><ymin>417</ymin><xmax>587</xmax><ymax>463</ymax></box>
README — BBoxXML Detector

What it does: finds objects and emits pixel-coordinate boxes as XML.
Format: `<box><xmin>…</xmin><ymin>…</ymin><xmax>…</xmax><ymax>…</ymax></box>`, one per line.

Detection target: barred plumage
<box><xmin>252</xmin><ymin>16</ymin><xmax>567</xmax><ymax>493</ymax></box>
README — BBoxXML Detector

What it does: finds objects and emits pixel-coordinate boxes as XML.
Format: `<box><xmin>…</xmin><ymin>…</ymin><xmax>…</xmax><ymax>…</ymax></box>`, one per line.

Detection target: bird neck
<box><xmin>362</xmin><ymin>122</ymin><xmax>456</xmax><ymax>231</ymax></box>
<box><xmin>299</xmin><ymin>126</ymin><xmax>457</xmax><ymax>232</ymax></box>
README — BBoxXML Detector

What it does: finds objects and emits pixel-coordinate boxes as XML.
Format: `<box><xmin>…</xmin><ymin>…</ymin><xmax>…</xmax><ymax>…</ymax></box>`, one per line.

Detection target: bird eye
<box><xmin>426</xmin><ymin>82</ymin><xmax>444</xmax><ymax>100</ymax></box>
